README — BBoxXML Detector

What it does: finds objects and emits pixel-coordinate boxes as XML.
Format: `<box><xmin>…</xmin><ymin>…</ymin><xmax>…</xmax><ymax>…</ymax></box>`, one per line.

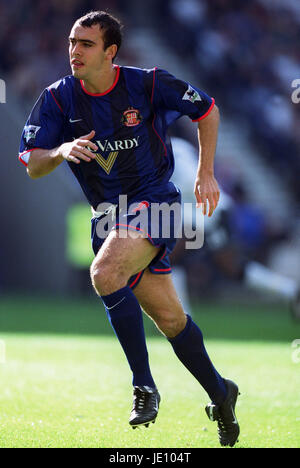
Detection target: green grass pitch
<box><xmin>0</xmin><ymin>295</ymin><xmax>299</xmax><ymax>448</ymax></box>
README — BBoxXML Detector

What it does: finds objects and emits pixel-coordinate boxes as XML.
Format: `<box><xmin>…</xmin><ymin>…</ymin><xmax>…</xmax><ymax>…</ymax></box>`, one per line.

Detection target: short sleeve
<box><xmin>19</xmin><ymin>88</ymin><xmax>64</xmax><ymax>166</ymax></box>
<box><xmin>152</xmin><ymin>68</ymin><xmax>215</xmax><ymax>122</ymax></box>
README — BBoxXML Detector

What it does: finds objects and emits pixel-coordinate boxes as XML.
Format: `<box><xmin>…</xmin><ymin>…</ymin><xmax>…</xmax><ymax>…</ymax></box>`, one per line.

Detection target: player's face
<box><xmin>69</xmin><ymin>23</ymin><xmax>115</xmax><ymax>79</ymax></box>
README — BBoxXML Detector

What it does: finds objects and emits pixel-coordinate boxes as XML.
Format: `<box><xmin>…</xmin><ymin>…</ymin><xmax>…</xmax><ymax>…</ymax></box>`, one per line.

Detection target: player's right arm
<box><xmin>18</xmin><ymin>85</ymin><xmax>97</xmax><ymax>178</ymax></box>
<box><xmin>26</xmin><ymin>131</ymin><xmax>97</xmax><ymax>179</ymax></box>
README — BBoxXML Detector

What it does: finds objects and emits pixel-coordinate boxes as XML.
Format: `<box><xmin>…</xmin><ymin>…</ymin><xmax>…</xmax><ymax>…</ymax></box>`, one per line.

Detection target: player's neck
<box><xmin>82</xmin><ymin>65</ymin><xmax>118</xmax><ymax>95</ymax></box>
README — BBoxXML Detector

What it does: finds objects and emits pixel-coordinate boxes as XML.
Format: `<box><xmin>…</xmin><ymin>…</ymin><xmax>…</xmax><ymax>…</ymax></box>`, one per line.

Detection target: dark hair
<box><xmin>77</xmin><ymin>11</ymin><xmax>123</xmax><ymax>60</ymax></box>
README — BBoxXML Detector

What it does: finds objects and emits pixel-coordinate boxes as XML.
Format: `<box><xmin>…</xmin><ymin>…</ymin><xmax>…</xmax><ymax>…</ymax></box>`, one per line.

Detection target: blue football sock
<box><xmin>100</xmin><ymin>285</ymin><xmax>156</xmax><ymax>388</ymax></box>
<box><xmin>168</xmin><ymin>315</ymin><xmax>227</xmax><ymax>405</ymax></box>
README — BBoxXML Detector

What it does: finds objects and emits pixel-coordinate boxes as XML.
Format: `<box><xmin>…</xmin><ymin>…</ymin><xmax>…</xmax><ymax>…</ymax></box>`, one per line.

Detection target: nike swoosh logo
<box><xmin>69</xmin><ymin>118</ymin><xmax>82</xmax><ymax>123</ymax></box>
<box><xmin>105</xmin><ymin>296</ymin><xmax>126</xmax><ymax>310</ymax></box>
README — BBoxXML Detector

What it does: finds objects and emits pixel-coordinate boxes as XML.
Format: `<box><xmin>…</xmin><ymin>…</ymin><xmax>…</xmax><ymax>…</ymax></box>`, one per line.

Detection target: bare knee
<box><xmin>90</xmin><ymin>259</ymin><xmax>127</xmax><ymax>296</ymax></box>
<box><xmin>147</xmin><ymin>308</ymin><xmax>187</xmax><ymax>338</ymax></box>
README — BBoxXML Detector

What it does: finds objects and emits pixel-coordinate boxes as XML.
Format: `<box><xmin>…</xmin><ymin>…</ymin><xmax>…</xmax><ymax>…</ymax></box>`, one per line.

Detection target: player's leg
<box><xmin>133</xmin><ymin>269</ymin><xmax>227</xmax><ymax>401</ymax></box>
<box><xmin>171</xmin><ymin>266</ymin><xmax>193</xmax><ymax>316</ymax></box>
<box><xmin>90</xmin><ymin>229</ymin><xmax>161</xmax><ymax>427</ymax></box>
<box><xmin>170</xmin><ymin>238</ymin><xmax>193</xmax><ymax>316</ymax></box>
<box><xmin>133</xmin><ymin>269</ymin><xmax>240</xmax><ymax>446</ymax></box>
<box><xmin>91</xmin><ymin>229</ymin><xmax>157</xmax><ymax>388</ymax></box>
<box><xmin>91</xmin><ymin>228</ymin><xmax>158</xmax><ymax>295</ymax></box>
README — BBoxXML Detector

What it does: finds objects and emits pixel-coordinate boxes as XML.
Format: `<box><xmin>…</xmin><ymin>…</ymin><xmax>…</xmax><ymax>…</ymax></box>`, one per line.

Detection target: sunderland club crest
<box><xmin>121</xmin><ymin>107</ymin><xmax>143</xmax><ymax>127</ymax></box>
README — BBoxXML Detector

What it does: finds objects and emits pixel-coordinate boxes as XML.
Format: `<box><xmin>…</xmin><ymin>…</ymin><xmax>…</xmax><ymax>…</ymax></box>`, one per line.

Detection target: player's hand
<box><xmin>59</xmin><ymin>130</ymin><xmax>98</xmax><ymax>164</ymax></box>
<box><xmin>194</xmin><ymin>170</ymin><xmax>220</xmax><ymax>217</ymax></box>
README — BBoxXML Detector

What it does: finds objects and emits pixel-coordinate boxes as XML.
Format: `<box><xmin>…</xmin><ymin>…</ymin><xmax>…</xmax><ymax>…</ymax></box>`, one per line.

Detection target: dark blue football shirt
<box><xmin>19</xmin><ymin>65</ymin><xmax>215</xmax><ymax>209</ymax></box>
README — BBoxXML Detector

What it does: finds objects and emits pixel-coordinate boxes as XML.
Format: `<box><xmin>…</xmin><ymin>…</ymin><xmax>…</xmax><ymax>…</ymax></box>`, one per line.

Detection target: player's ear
<box><xmin>105</xmin><ymin>44</ymin><xmax>118</xmax><ymax>61</ymax></box>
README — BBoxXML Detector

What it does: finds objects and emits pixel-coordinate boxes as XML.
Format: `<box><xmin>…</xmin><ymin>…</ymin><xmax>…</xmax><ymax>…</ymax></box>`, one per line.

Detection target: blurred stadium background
<box><xmin>0</xmin><ymin>0</ymin><xmax>299</xmax><ymax>305</ymax></box>
<box><xmin>0</xmin><ymin>0</ymin><xmax>300</xmax><ymax>449</ymax></box>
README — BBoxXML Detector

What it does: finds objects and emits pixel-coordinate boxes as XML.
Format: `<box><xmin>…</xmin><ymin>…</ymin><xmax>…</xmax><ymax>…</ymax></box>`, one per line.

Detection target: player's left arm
<box><xmin>194</xmin><ymin>103</ymin><xmax>220</xmax><ymax>217</ymax></box>
<box><xmin>151</xmin><ymin>69</ymin><xmax>220</xmax><ymax>217</ymax></box>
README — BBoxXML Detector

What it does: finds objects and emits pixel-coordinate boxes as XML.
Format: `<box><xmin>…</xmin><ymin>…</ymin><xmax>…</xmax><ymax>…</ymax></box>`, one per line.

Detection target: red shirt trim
<box><xmin>18</xmin><ymin>148</ymin><xmax>40</xmax><ymax>167</ymax></box>
<box><xmin>48</xmin><ymin>88</ymin><xmax>63</xmax><ymax>113</ymax></box>
<box><xmin>192</xmin><ymin>98</ymin><xmax>215</xmax><ymax>122</ymax></box>
<box><xmin>151</xmin><ymin>67</ymin><xmax>167</xmax><ymax>157</ymax></box>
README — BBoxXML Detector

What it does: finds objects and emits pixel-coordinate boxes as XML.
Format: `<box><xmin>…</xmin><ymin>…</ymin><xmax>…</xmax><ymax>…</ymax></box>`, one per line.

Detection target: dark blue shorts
<box><xmin>91</xmin><ymin>184</ymin><xmax>181</xmax><ymax>289</ymax></box>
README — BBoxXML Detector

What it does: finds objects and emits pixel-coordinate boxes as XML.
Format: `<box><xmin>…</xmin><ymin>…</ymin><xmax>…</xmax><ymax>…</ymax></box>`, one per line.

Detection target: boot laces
<box><xmin>133</xmin><ymin>389</ymin><xmax>148</xmax><ymax>412</ymax></box>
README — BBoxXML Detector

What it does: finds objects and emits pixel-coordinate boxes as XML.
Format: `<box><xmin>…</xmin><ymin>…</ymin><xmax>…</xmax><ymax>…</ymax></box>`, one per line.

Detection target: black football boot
<box><xmin>205</xmin><ymin>379</ymin><xmax>240</xmax><ymax>447</ymax></box>
<box><xmin>129</xmin><ymin>386</ymin><xmax>161</xmax><ymax>429</ymax></box>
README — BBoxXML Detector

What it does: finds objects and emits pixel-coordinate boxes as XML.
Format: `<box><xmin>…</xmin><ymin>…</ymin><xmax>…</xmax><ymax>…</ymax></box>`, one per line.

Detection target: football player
<box><xmin>19</xmin><ymin>11</ymin><xmax>240</xmax><ymax>446</ymax></box>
